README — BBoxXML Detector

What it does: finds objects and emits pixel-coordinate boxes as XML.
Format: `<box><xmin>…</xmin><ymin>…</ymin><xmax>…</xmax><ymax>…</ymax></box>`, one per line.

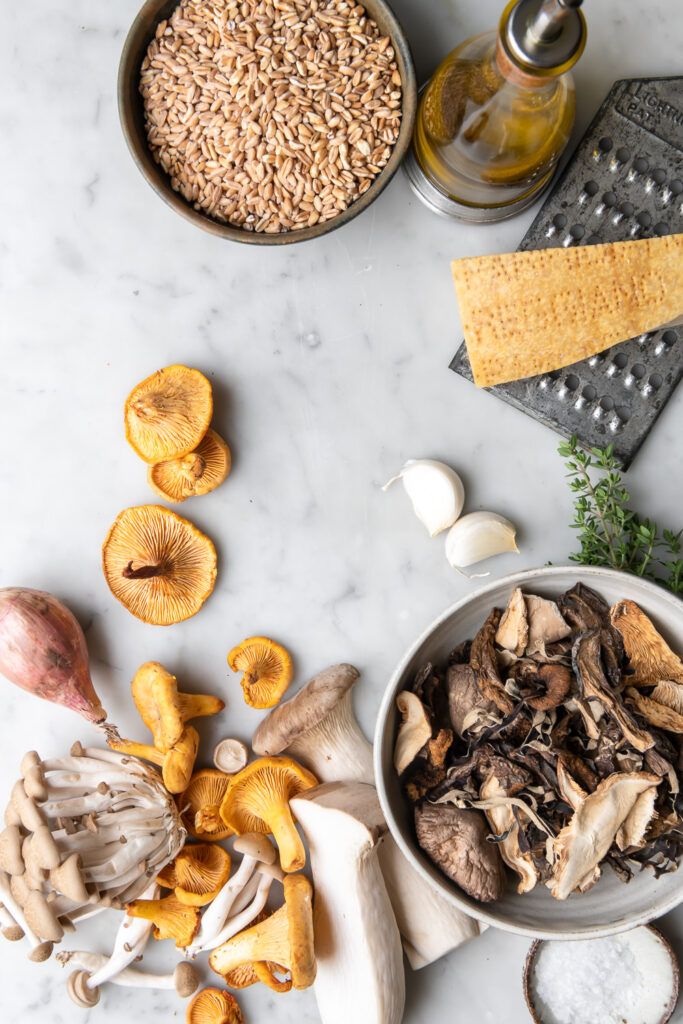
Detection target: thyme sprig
<box><xmin>559</xmin><ymin>436</ymin><xmax>682</xmax><ymax>595</ymax></box>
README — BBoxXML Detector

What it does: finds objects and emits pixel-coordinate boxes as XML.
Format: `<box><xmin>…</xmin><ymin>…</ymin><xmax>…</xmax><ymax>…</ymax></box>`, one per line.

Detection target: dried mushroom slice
<box><xmin>148</xmin><ymin>429</ymin><xmax>231</xmax><ymax>503</ymax></box>
<box><xmin>551</xmin><ymin>771</ymin><xmax>661</xmax><ymax>900</ymax></box>
<box><xmin>102</xmin><ymin>505</ymin><xmax>217</xmax><ymax>625</ymax></box>
<box><xmin>414</xmin><ymin>802</ymin><xmax>506</xmax><ymax>903</ymax></box>
<box><xmin>228</xmin><ymin>637</ymin><xmax>294</xmax><ymax>710</ymax></box>
<box><xmin>125</xmin><ymin>365</ymin><xmax>213</xmax><ymax>463</ymax></box>
<box><xmin>610</xmin><ymin>600</ymin><xmax>683</xmax><ymax>688</ymax></box>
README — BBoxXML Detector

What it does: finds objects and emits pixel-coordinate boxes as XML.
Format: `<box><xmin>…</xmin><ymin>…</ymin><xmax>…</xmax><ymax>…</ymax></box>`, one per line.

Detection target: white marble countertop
<box><xmin>0</xmin><ymin>0</ymin><xmax>682</xmax><ymax>1021</ymax></box>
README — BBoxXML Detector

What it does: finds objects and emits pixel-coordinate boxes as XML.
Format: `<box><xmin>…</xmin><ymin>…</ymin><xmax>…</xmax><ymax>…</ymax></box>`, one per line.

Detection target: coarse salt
<box><xmin>529</xmin><ymin>928</ymin><xmax>676</xmax><ymax>1024</ymax></box>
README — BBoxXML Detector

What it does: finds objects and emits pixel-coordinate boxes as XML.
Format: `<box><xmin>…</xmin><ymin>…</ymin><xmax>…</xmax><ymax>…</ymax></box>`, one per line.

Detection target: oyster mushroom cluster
<box><xmin>0</xmin><ymin>744</ymin><xmax>186</xmax><ymax>960</ymax></box>
<box><xmin>396</xmin><ymin>583</ymin><xmax>683</xmax><ymax>902</ymax></box>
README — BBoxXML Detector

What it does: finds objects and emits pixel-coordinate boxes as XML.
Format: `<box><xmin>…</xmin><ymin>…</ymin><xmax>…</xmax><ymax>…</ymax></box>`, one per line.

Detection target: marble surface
<box><xmin>0</xmin><ymin>0</ymin><xmax>682</xmax><ymax>1021</ymax></box>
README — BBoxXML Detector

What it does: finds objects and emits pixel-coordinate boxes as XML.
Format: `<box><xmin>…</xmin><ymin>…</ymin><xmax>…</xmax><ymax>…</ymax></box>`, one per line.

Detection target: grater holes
<box><xmin>582</xmin><ymin>385</ymin><xmax>597</xmax><ymax>400</ymax></box>
<box><xmin>655</xmin><ymin>330</ymin><xmax>677</xmax><ymax>356</ymax></box>
<box><xmin>654</xmin><ymin>222</ymin><xmax>669</xmax><ymax>236</ymax></box>
<box><xmin>610</xmin><ymin>146</ymin><xmax>631</xmax><ymax>171</ymax></box>
<box><xmin>671</xmin><ymin>179</ymin><xmax>683</xmax><ymax>194</ymax></box>
<box><xmin>632</xmin><ymin>157</ymin><xmax>648</xmax><ymax>173</ymax></box>
<box><xmin>649</xmin><ymin>373</ymin><xmax>663</xmax><ymax>389</ymax></box>
<box><xmin>587</xmin><ymin>234</ymin><xmax>602</xmax><ymax>244</ymax></box>
<box><xmin>593</xmin><ymin>137</ymin><xmax>613</xmax><ymax>162</ymax></box>
<box><xmin>570</xmin><ymin>224</ymin><xmax>585</xmax><ymax>239</ymax></box>
<box><xmin>553</xmin><ymin>214</ymin><xmax>567</xmax><ymax>229</ymax></box>
<box><xmin>595</xmin><ymin>191</ymin><xmax>617</xmax><ymax>216</ymax></box>
<box><xmin>613</xmin><ymin>200</ymin><xmax>634</xmax><ymax>224</ymax></box>
<box><xmin>652</xmin><ymin>169</ymin><xmax>666</xmax><ymax>184</ymax></box>
<box><xmin>566</xmin><ymin>375</ymin><xmax>580</xmax><ymax>390</ymax></box>
<box><xmin>600</xmin><ymin>396</ymin><xmax>615</xmax><ymax>411</ymax></box>
<box><xmin>578</xmin><ymin>180</ymin><xmax>599</xmax><ymax>204</ymax></box>
<box><xmin>607</xmin><ymin>352</ymin><xmax>628</xmax><ymax>376</ymax></box>
<box><xmin>636</xmin><ymin>211</ymin><xmax>651</xmax><ymax>227</ymax></box>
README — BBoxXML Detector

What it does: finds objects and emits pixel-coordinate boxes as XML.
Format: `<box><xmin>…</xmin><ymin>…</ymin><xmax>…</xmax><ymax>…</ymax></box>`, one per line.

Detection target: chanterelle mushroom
<box><xmin>126</xmin><ymin>892</ymin><xmax>201</xmax><ymax>948</ymax></box>
<box><xmin>178</xmin><ymin>769</ymin><xmax>234</xmax><ymax>842</ymax></box>
<box><xmin>157</xmin><ymin>844</ymin><xmax>231</xmax><ymax>906</ymax></box>
<box><xmin>228</xmin><ymin>637</ymin><xmax>294</xmax><ymax>709</ymax></box>
<box><xmin>102</xmin><ymin>505</ymin><xmax>217</xmax><ymax>625</ymax></box>
<box><xmin>131</xmin><ymin>661</ymin><xmax>224</xmax><ymax>752</ymax></box>
<box><xmin>187</xmin><ymin>987</ymin><xmax>244</xmax><ymax>1024</ymax></box>
<box><xmin>147</xmin><ymin>428</ymin><xmax>231</xmax><ymax>503</ymax></box>
<box><xmin>219</xmin><ymin>757</ymin><xmax>317</xmax><ymax>873</ymax></box>
<box><xmin>109</xmin><ymin>725</ymin><xmax>199</xmax><ymax>794</ymax></box>
<box><xmin>209</xmin><ymin>874</ymin><xmax>315</xmax><ymax>990</ymax></box>
<box><xmin>124</xmin><ymin>365</ymin><xmax>213</xmax><ymax>463</ymax></box>
<box><xmin>414</xmin><ymin>802</ymin><xmax>506</xmax><ymax>903</ymax></box>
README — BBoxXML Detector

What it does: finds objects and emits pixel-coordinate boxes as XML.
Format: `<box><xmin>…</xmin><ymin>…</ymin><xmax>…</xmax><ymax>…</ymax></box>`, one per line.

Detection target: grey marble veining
<box><xmin>0</xmin><ymin>0</ymin><xmax>682</xmax><ymax>1022</ymax></box>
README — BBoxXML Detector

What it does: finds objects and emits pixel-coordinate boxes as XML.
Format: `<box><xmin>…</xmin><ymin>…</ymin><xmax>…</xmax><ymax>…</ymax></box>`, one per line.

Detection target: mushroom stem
<box><xmin>0</xmin><ymin>902</ymin><xmax>24</xmax><ymax>941</ymax></box>
<box><xmin>85</xmin><ymin>880</ymin><xmax>158</xmax><ymax>989</ymax></box>
<box><xmin>122</xmin><ymin>561</ymin><xmax>164</xmax><ymax>580</ymax></box>
<box><xmin>0</xmin><ymin>871</ymin><xmax>53</xmax><ymax>961</ymax></box>
<box><xmin>59</xmin><ymin>952</ymin><xmax>199</xmax><ymax>991</ymax></box>
<box><xmin>202</xmin><ymin>871</ymin><xmax>273</xmax><ymax>953</ymax></box>
<box><xmin>285</xmin><ymin>690</ymin><xmax>374</xmax><ymax>783</ymax></box>
<box><xmin>183</xmin><ymin>854</ymin><xmax>258</xmax><ymax>957</ymax></box>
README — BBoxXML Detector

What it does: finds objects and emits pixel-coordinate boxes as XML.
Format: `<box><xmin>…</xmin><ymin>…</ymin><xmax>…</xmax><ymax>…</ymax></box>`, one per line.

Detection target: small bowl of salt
<box><xmin>524</xmin><ymin>926</ymin><xmax>679</xmax><ymax>1024</ymax></box>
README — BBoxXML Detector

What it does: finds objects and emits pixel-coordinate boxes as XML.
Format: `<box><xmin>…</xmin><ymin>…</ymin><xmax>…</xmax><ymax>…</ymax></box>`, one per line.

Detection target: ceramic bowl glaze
<box><xmin>374</xmin><ymin>566</ymin><xmax>683</xmax><ymax>940</ymax></box>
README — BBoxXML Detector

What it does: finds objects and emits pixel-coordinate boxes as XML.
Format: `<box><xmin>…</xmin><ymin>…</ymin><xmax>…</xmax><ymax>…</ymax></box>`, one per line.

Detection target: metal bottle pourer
<box><xmin>404</xmin><ymin>0</ymin><xmax>588</xmax><ymax>222</ymax></box>
<box><xmin>503</xmin><ymin>0</ymin><xmax>586</xmax><ymax>73</ymax></box>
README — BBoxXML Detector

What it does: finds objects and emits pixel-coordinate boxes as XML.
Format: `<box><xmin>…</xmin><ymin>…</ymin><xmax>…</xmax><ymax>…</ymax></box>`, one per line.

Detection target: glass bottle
<box><xmin>405</xmin><ymin>0</ymin><xmax>587</xmax><ymax>222</ymax></box>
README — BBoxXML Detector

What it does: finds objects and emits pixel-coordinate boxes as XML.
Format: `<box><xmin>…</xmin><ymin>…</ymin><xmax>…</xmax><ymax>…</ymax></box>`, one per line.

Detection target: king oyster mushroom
<box><xmin>252</xmin><ymin>663</ymin><xmax>481</xmax><ymax>968</ymax></box>
<box><xmin>291</xmin><ymin>782</ymin><xmax>404</xmax><ymax>1024</ymax></box>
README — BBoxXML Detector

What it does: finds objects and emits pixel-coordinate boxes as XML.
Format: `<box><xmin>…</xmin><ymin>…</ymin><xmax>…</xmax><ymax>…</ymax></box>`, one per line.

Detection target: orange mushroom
<box><xmin>228</xmin><ymin>638</ymin><xmax>294</xmax><ymax>709</ymax></box>
<box><xmin>148</xmin><ymin>429</ymin><xmax>231</xmax><ymax>503</ymax></box>
<box><xmin>109</xmin><ymin>725</ymin><xmax>199</xmax><ymax>794</ymax></box>
<box><xmin>221</xmin><ymin>911</ymin><xmax>291</xmax><ymax>992</ymax></box>
<box><xmin>157</xmin><ymin>844</ymin><xmax>231</xmax><ymax>907</ymax></box>
<box><xmin>125</xmin><ymin>365</ymin><xmax>213</xmax><ymax>463</ymax></box>
<box><xmin>219</xmin><ymin>757</ymin><xmax>317</xmax><ymax>872</ymax></box>
<box><xmin>102</xmin><ymin>505</ymin><xmax>217</xmax><ymax>625</ymax></box>
<box><xmin>209</xmin><ymin>874</ymin><xmax>315</xmax><ymax>990</ymax></box>
<box><xmin>186</xmin><ymin>987</ymin><xmax>244</xmax><ymax>1024</ymax></box>
<box><xmin>131</xmin><ymin>661</ymin><xmax>224</xmax><ymax>752</ymax></box>
<box><xmin>126</xmin><ymin>893</ymin><xmax>201</xmax><ymax>948</ymax></box>
<box><xmin>178</xmin><ymin>769</ymin><xmax>234</xmax><ymax>841</ymax></box>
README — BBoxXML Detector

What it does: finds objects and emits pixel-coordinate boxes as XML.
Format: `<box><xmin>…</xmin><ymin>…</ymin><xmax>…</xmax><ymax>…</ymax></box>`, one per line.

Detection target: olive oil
<box><xmin>405</xmin><ymin>0</ymin><xmax>586</xmax><ymax>222</ymax></box>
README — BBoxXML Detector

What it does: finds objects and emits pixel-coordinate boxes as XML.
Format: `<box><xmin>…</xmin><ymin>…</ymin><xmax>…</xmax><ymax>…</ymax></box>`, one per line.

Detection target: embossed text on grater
<box><xmin>450</xmin><ymin>76</ymin><xmax>683</xmax><ymax>469</ymax></box>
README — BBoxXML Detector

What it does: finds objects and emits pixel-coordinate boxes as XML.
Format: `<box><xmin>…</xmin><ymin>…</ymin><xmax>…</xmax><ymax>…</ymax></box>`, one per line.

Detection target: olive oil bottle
<box><xmin>405</xmin><ymin>0</ymin><xmax>587</xmax><ymax>222</ymax></box>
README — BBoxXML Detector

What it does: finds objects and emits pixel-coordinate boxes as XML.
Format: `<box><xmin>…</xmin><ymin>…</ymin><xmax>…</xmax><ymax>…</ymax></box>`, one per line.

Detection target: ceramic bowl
<box><xmin>522</xmin><ymin>926</ymin><xmax>679</xmax><ymax>1023</ymax></box>
<box><xmin>373</xmin><ymin>565</ymin><xmax>683</xmax><ymax>940</ymax></box>
<box><xmin>118</xmin><ymin>0</ymin><xmax>416</xmax><ymax>244</ymax></box>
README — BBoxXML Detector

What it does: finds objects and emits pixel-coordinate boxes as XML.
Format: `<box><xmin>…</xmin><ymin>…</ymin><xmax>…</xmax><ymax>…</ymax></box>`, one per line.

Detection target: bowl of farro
<box><xmin>118</xmin><ymin>0</ymin><xmax>416</xmax><ymax>243</ymax></box>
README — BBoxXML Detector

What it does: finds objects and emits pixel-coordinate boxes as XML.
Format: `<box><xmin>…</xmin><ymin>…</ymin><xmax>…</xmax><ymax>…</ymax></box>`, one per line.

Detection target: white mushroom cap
<box><xmin>173</xmin><ymin>961</ymin><xmax>200</xmax><ymax>997</ymax></box>
<box><xmin>67</xmin><ymin>969</ymin><xmax>100</xmax><ymax>1008</ymax></box>
<box><xmin>0</xmin><ymin>826</ymin><xmax>25</xmax><ymax>876</ymax></box>
<box><xmin>24</xmin><ymin>890</ymin><xmax>64</xmax><ymax>942</ymax></box>
<box><xmin>233</xmin><ymin>832</ymin><xmax>277</xmax><ymax>865</ymax></box>
<box><xmin>213</xmin><ymin>738</ymin><xmax>249</xmax><ymax>774</ymax></box>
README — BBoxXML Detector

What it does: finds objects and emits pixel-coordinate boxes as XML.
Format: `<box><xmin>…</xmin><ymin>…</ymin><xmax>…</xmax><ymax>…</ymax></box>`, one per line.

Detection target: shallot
<box><xmin>0</xmin><ymin>588</ymin><xmax>106</xmax><ymax>724</ymax></box>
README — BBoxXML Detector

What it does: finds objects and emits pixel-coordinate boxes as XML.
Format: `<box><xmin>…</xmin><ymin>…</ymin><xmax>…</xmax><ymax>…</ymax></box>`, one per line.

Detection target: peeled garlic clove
<box><xmin>383</xmin><ymin>459</ymin><xmax>465</xmax><ymax>537</ymax></box>
<box><xmin>445</xmin><ymin>512</ymin><xmax>519</xmax><ymax>569</ymax></box>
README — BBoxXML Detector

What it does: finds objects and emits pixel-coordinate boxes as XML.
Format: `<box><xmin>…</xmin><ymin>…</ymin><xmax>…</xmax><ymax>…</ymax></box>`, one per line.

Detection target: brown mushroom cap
<box><xmin>148</xmin><ymin>429</ymin><xmax>231</xmax><ymax>503</ymax></box>
<box><xmin>414</xmin><ymin>802</ymin><xmax>507</xmax><ymax>903</ymax></box>
<box><xmin>173</xmin><ymin>961</ymin><xmax>200</xmax><ymax>997</ymax></box>
<box><xmin>102</xmin><ymin>505</ymin><xmax>217</xmax><ymax>625</ymax></box>
<box><xmin>252</xmin><ymin>664</ymin><xmax>360</xmax><ymax>756</ymax></box>
<box><xmin>125</xmin><ymin>365</ymin><xmax>213</xmax><ymax>463</ymax></box>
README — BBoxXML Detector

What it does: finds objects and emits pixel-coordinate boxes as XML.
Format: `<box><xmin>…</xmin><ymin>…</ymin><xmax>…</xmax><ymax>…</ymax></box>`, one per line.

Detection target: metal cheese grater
<box><xmin>450</xmin><ymin>75</ymin><xmax>683</xmax><ymax>468</ymax></box>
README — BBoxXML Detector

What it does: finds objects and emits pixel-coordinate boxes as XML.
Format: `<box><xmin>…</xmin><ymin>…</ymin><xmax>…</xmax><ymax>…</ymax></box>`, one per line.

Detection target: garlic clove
<box><xmin>383</xmin><ymin>459</ymin><xmax>465</xmax><ymax>537</ymax></box>
<box><xmin>445</xmin><ymin>512</ymin><xmax>519</xmax><ymax>570</ymax></box>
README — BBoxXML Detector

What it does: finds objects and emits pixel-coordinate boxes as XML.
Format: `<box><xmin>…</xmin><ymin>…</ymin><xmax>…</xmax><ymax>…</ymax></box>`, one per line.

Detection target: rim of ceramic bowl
<box><xmin>118</xmin><ymin>0</ymin><xmax>417</xmax><ymax>244</ymax></box>
<box><xmin>373</xmin><ymin>564</ymin><xmax>683</xmax><ymax>940</ymax></box>
<box><xmin>522</xmin><ymin>925</ymin><xmax>680</xmax><ymax>1024</ymax></box>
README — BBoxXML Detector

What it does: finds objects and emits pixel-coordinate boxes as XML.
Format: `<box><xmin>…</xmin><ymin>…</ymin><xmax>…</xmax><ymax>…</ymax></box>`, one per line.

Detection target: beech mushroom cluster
<box><xmin>395</xmin><ymin>582</ymin><xmax>683</xmax><ymax>903</ymax></box>
<box><xmin>0</xmin><ymin>745</ymin><xmax>185</xmax><ymax>962</ymax></box>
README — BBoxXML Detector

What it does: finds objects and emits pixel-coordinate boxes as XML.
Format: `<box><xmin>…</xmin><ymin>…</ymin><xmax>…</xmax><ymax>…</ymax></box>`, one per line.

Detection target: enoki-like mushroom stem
<box><xmin>122</xmin><ymin>562</ymin><xmax>164</xmax><ymax>580</ymax></box>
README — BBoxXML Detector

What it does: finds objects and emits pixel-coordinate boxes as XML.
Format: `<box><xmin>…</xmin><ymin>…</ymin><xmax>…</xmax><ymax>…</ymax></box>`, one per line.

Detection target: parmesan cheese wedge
<box><xmin>452</xmin><ymin>233</ymin><xmax>683</xmax><ymax>388</ymax></box>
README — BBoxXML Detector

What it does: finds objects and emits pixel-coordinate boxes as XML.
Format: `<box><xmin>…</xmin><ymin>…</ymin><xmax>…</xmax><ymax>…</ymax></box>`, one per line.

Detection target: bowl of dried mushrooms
<box><xmin>374</xmin><ymin>566</ymin><xmax>683</xmax><ymax>939</ymax></box>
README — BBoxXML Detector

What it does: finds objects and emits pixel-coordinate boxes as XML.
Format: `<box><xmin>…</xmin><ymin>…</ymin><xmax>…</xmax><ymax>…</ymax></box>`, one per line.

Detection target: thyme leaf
<box><xmin>559</xmin><ymin>436</ymin><xmax>682</xmax><ymax>595</ymax></box>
